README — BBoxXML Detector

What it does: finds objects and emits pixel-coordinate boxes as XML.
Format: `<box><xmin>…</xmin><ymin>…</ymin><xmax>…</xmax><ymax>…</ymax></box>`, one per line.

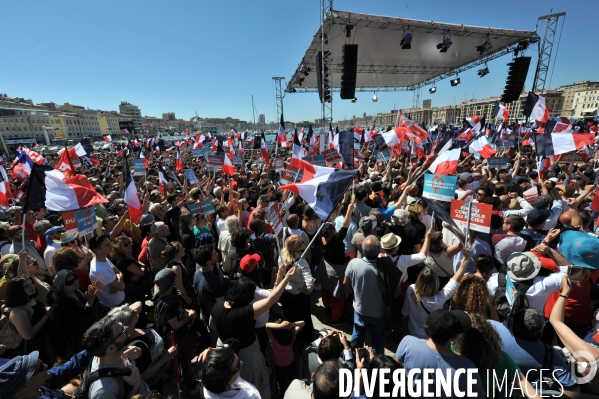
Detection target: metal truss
<box><xmin>272</xmin><ymin>77</ymin><xmax>285</xmax><ymax>122</ymax></box>
<box><xmin>413</xmin><ymin>87</ymin><xmax>421</xmax><ymax>108</ymax></box>
<box><xmin>320</xmin><ymin>0</ymin><xmax>333</xmax><ymax>151</ymax></box>
<box><xmin>531</xmin><ymin>10</ymin><xmax>566</xmax><ymax>93</ymax></box>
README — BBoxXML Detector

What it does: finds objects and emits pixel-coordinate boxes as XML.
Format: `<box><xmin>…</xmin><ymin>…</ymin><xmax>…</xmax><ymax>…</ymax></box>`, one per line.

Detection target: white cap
<box><xmin>460</xmin><ymin>172</ymin><xmax>472</xmax><ymax>179</ymax></box>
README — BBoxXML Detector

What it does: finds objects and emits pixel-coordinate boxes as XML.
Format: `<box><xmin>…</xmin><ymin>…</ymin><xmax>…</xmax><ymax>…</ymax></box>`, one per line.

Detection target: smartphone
<box><xmin>568</xmin><ymin>265</ymin><xmax>584</xmax><ymax>284</ymax></box>
<box><xmin>358</xmin><ymin>348</ymin><xmax>369</xmax><ymax>361</ymax></box>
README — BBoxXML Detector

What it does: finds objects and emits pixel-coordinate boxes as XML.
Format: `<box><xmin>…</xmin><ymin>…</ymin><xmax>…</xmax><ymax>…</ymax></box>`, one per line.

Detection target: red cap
<box><xmin>240</xmin><ymin>254</ymin><xmax>261</xmax><ymax>273</ymax></box>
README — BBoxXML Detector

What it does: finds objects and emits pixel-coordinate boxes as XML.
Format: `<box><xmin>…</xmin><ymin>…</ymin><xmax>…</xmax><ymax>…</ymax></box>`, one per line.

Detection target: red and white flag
<box><xmin>176</xmin><ymin>150</ymin><xmax>184</xmax><ymax>172</ymax></box>
<box><xmin>0</xmin><ymin>166</ymin><xmax>13</xmax><ymax>207</ymax></box>
<box><xmin>158</xmin><ymin>165</ymin><xmax>169</xmax><ymax>194</ymax></box>
<box><xmin>492</xmin><ymin>102</ymin><xmax>509</xmax><ymax>121</ymax></box>
<box><xmin>44</xmin><ymin>169</ymin><xmax>108</xmax><ymax>211</ymax></box>
<box><xmin>294</xmin><ymin>159</ymin><xmax>335</xmax><ymax>182</ymax></box>
<box><xmin>222</xmin><ymin>153</ymin><xmax>235</xmax><ymax>176</ymax></box>
<box><xmin>551</xmin><ymin>133</ymin><xmax>596</xmax><ymax>155</ymax></box>
<box><xmin>103</xmin><ymin>135</ymin><xmax>112</xmax><ymax>142</ymax></box>
<box><xmin>428</xmin><ymin>148</ymin><xmax>461</xmax><ymax>175</ymax></box>
<box><xmin>54</xmin><ymin>150</ymin><xmax>76</xmax><ymax>178</ymax></box>
<box><xmin>140</xmin><ymin>152</ymin><xmax>150</xmax><ymax>168</ymax></box>
<box><xmin>124</xmin><ymin>159</ymin><xmax>143</xmax><ymax>224</ymax></box>
<box><xmin>469</xmin><ymin>136</ymin><xmax>497</xmax><ymax>159</ymax></box>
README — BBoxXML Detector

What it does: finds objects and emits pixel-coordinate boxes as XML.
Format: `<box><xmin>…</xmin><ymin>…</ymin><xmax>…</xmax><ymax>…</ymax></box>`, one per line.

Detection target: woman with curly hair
<box><xmin>453</xmin><ymin>313</ymin><xmax>539</xmax><ymax>399</ymax></box>
<box><xmin>51</xmin><ymin>247</ymin><xmax>92</xmax><ymax>292</ymax></box>
<box><xmin>109</xmin><ymin>236</ymin><xmax>149</xmax><ymax>304</ymax></box>
<box><xmin>451</xmin><ymin>274</ymin><xmax>499</xmax><ymax>321</ymax></box>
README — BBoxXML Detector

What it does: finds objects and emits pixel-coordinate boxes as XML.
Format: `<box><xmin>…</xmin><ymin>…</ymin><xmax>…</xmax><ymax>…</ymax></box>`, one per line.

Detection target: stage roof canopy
<box><xmin>286</xmin><ymin>10</ymin><xmax>539</xmax><ymax>93</ymax></box>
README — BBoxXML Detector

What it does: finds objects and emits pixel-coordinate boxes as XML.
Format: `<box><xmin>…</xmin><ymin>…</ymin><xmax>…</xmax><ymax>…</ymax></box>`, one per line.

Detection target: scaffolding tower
<box><xmin>531</xmin><ymin>10</ymin><xmax>566</xmax><ymax>93</ymax></box>
<box><xmin>320</xmin><ymin>0</ymin><xmax>333</xmax><ymax>150</ymax></box>
<box><xmin>272</xmin><ymin>77</ymin><xmax>285</xmax><ymax>125</ymax></box>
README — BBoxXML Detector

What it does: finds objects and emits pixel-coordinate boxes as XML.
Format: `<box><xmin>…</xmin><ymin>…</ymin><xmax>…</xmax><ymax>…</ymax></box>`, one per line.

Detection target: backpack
<box><xmin>72</xmin><ymin>361</ymin><xmax>132</xmax><ymax>399</ymax></box>
<box><xmin>492</xmin><ymin>271</ymin><xmax>534</xmax><ymax>322</ymax></box>
<box><xmin>375</xmin><ymin>256</ymin><xmax>401</xmax><ymax>306</ymax></box>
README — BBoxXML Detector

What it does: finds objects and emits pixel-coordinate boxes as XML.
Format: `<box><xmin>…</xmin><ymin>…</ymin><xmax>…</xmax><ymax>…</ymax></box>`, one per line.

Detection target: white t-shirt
<box><xmin>90</xmin><ymin>258</ymin><xmax>125</xmax><ymax>308</ymax></box>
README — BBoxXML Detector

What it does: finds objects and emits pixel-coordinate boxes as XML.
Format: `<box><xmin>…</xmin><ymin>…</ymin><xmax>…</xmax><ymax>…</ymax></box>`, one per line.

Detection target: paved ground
<box><xmin>160</xmin><ymin>290</ymin><xmax>397</xmax><ymax>398</ymax></box>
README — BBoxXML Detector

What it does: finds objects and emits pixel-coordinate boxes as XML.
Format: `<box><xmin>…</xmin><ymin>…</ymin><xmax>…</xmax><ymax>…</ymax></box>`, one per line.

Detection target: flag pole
<box><xmin>464</xmin><ymin>201</ymin><xmax>473</xmax><ymax>249</ymax></box>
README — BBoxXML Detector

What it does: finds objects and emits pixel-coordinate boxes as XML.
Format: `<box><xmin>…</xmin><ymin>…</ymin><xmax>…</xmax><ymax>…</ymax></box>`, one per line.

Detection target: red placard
<box><xmin>450</xmin><ymin>200</ymin><xmax>493</xmax><ymax>234</ymax></box>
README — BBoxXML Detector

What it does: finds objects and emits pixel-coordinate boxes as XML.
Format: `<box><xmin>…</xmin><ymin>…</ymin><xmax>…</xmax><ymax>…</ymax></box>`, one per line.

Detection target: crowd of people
<box><xmin>1</xmin><ymin>133</ymin><xmax>599</xmax><ymax>399</ymax></box>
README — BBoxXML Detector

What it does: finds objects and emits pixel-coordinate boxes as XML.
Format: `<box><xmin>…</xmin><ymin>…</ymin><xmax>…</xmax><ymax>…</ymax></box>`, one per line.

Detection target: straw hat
<box><xmin>381</xmin><ymin>233</ymin><xmax>402</xmax><ymax>250</ymax></box>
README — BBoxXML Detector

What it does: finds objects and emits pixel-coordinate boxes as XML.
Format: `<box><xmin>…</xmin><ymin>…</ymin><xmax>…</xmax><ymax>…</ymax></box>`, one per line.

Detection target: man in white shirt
<box><xmin>89</xmin><ymin>234</ymin><xmax>126</xmax><ymax>312</ymax></box>
<box><xmin>43</xmin><ymin>226</ymin><xmax>65</xmax><ymax>274</ymax></box>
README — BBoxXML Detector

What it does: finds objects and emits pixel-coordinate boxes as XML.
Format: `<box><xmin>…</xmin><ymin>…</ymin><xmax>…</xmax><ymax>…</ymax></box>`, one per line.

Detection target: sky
<box><xmin>1</xmin><ymin>0</ymin><xmax>597</xmax><ymax>126</ymax></box>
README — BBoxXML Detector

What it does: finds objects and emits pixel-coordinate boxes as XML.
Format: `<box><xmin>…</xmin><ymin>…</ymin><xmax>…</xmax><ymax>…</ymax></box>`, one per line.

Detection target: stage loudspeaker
<box><xmin>316</xmin><ymin>52</ymin><xmax>332</xmax><ymax>103</ymax></box>
<box><xmin>340</xmin><ymin>44</ymin><xmax>358</xmax><ymax>100</ymax></box>
<box><xmin>500</xmin><ymin>56</ymin><xmax>531</xmax><ymax>103</ymax></box>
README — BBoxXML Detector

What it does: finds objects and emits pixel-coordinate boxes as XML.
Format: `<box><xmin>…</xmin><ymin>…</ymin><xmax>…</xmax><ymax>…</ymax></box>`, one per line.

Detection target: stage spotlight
<box><xmin>477</xmin><ymin>66</ymin><xmax>490</xmax><ymax>77</ymax></box>
<box><xmin>351</xmin><ymin>97</ymin><xmax>357</xmax><ymax>103</ymax></box>
<box><xmin>436</xmin><ymin>35</ymin><xmax>452</xmax><ymax>53</ymax></box>
<box><xmin>450</xmin><ymin>77</ymin><xmax>461</xmax><ymax>87</ymax></box>
<box><xmin>476</xmin><ymin>37</ymin><xmax>492</xmax><ymax>55</ymax></box>
<box><xmin>429</xmin><ymin>86</ymin><xmax>437</xmax><ymax>94</ymax></box>
<box><xmin>400</xmin><ymin>32</ymin><xmax>413</xmax><ymax>50</ymax></box>
<box><xmin>372</xmin><ymin>93</ymin><xmax>378</xmax><ymax>102</ymax></box>
<box><xmin>289</xmin><ymin>88</ymin><xmax>297</xmax><ymax>93</ymax></box>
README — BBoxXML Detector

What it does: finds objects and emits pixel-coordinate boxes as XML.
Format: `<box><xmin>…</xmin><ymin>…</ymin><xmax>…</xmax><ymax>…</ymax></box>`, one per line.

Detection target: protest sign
<box><xmin>274</xmin><ymin>158</ymin><xmax>284</xmax><ymax>172</ymax></box>
<box><xmin>191</xmin><ymin>149</ymin><xmax>203</xmax><ymax>157</ymax></box>
<box><xmin>63</xmin><ymin>208</ymin><xmax>97</xmax><ymax>237</ymax></box>
<box><xmin>555</xmin><ymin>151</ymin><xmax>587</xmax><ymax>163</ymax></box>
<box><xmin>197</xmin><ymin>176</ymin><xmax>207</xmax><ymax>192</ymax></box>
<box><xmin>268</xmin><ymin>201</ymin><xmax>283</xmax><ymax>236</ymax></box>
<box><xmin>322</xmin><ymin>149</ymin><xmax>343</xmax><ymax>164</ymax></box>
<box><xmin>487</xmin><ymin>157</ymin><xmax>508</xmax><ymax>169</ymax></box>
<box><xmin>423</xmin><ymin>174</ymin><xmax>457</xmax><ymax>202</ymax></box>
<box><xmin>133</xmin><ymin>159</ymin><xmax>146</xmax><ymax>176</ymax></box>
<box><xmin>505</xmin><ymin>274</ymin><xmax>516</xmax><ymax>306</ymax></box>
<box><xmin>304</xmin><ymin>154</ymin><xmax>326</xmax><ymax>167</ymax></box>
<box><xmin>184</xmin><ymin>169</ymin><xmax>199</xmax><ymax>185</ymax></box>
<box><xmin>280</xmin><ymin>166</ymin><xmax>303</xmax><ymax>184</ymax></box>
<box><xmin>375</xmin><ymin>149</ymin><xmax>391</xmax><ymax>162</ymax></box>
<box><xmin>207</xmin><ymin>155</ymin><xmax>224</xmax><ymax>169</ymax></box>
<box><xmin>354</xmin><ymin>150</ymin><xmax>366</xmax><ymax>161</ymax></box>
<box><xmin>523</xmin><ymin>186</ymin><xmax>539</xmax><ymax>205</ymax></box>
<box><xmin>450</xmin><ymin>200</ymin><xmax>493</xmax><ymax>234</ymax></box>
<box><xmin>196</xmin><ymin>199</ymin><xmax>215</xmax><ymax>215</ymax></box>
<box><xmin>233</xmin><ymin>156</ymin><xmax>243</xmax><ymax>165</ymax></box>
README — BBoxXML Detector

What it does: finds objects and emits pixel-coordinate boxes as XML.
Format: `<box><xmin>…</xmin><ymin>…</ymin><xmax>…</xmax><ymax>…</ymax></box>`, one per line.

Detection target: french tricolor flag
<box><xmin>260</xmin><ymin>132</ymin><xmax>270</xmax><ymax>163</ymax></box>
<box><xmin>277</xmin><ymin>113</ymin><xmax>287</xmax><ymax>145</ymax></box>
<box><xmin>291</xmin><ymin>130</ymin><xmax>304</xmax><ymax>168</ymax></box>
<box><xmin>24</xmin><ymin>165</ymin><xmax>108</xmax><ymax>212</ymax></box>
<box><xmin>492</xmin><ymin>101</ymin><xmax>509</xmax><ymax>121</ymax></box>
<box><xmin>524</xmin><ymin>92</ymin><xmax>550</xmax><ymax>123</ymax></box>
<box><xmin>140</xmin><ymin>152</ymin><xmax>149</xmax><ymax>168</ymax></box>
<box><xmin>0</xmin><ymin>166</ymin><xmax>13</xmax><ymax>207</ymax></box>
<box><xmin>469</xmin><ymin>136</ymin><xmax>497</xmax><ymax>159</ymax></box>
<box><xmin>294</xmin><ymin>159</ymin><xmax>335</xmax><ymax>182</ymax></box>
<box><xmin>103</xmin><ymin>135</ymin><xmax>112</xmax><ymax>142</ymax></box>
<box><xmin>428</xmin><ymin>148</ymin><xmax>461</xmax><ymax>175</ymax></box>
<box><xmin>551</xmin><ymin>133</ymin><xmax>596</xmax><ymax>155</ymax></box>
<box><xmin>279</xmin><ymin>170</ymin><xmax>357</xmax><ymax>221</ymax></box>
<box><xmin>176</xmin><ymin>150</ymin><xmax>184</xmax><ymax>172</ymax></box>
<box><xmin>158</xmin><ymin>165</ymin><xmax>169</xmax><ymax>194</ymax></box>
<box><xmin>124</xmin><ymin>158</ymin><xmax>143</xmax><ymax>224</ymax></box>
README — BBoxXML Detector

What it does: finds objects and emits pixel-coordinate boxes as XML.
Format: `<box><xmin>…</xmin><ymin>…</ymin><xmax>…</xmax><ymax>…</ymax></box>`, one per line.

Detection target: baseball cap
<box><xmin>0</xmin><ymin>351</ymin><xmax>40</xmax><ymax>398</ymax></box>
<box><xmin>559</xmin><ymin>230</ymin><xmax>599</xmax><ymax>269</ymax></box>
<box><xmin>240</xmin><ymin>254</ymin><xmax>261</xmax><ymax>273</ymax></box>
<box><xmin>459</xmin><ymin>172</ymin><xmax>472</xmax><ymax>179</ymax></box>
<box><xmin>425</xmin><ymin>309</ymin><xmax>471</xmax><ymax>343</ymax></box>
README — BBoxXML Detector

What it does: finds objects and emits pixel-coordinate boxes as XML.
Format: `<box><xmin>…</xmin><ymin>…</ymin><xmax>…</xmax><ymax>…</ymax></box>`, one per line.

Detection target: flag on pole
<box><xmin>278</xmin><ymin>170</ymin><xmax>357</xmax><ymax>221</ymax></box>
<box><xmin>261</xmin><ymin>132</ymin><xmax>270</xmax><ymax>163</ymax></box>
<box><xmin>469</xmin><ymin>136</ymin><xmax>497</xmax><ymax>159</ymax></box>
<box><xmin>551</xmin><ymin>133</ymin><xmax>596</xmax><ymax>155</ymax></box>
<box><xmin>10</xmin><ymin>153</ymin><xmax>34</xmax><ymax>179</ymax></box>
<box><xmin>24</xmin><ymin>164</ymin><xmax>108</xmax><ymax>212</ymax></box>
<box><xmin>492</xmin><ymin>101</ymin><xmax>510</xmax><ymax>120</ymax></box>
<box><xmin>432</xmin><ymin>134</ymin><xmax>452</xmax><ymax>156</ymax></box>
<box><xmin>524</xmin><ymin>92</ymin><xmax>550</xmax><ymax>123</ymax></box>
<box><xmin>21</xmin><ymin>147</ymin><xmax>46</xmax><ymax>165</ymax></box>
<box><xmin>428</xmin><ymin>148</ymin><xmax>461</xmax><ymax>175</ymax></box>
<box><xmin>158</xmin><ymin>165</ymin><xmax>169</xmax><ymax>194</ymax></box>
<box><xmin>176</xmin><ymin>150</ymin><xmax>184</xmax><ymax>172</ymax></box>
<box><xmin>277</xmin><ymin>113</ymin><xmax>287</xmax><ymax>145</ymax></box>
<box><xmin>124</xmin><ymin>157</ymin><xmax>143</xmax><ymax>225</ymax></box>
<box><xmin>0</xmin><ymin>166</ymin><xmax>13</xmax><ymax>207</ymax></box>
<box><xmin>291</xmin><ymin>130</ymin><xmax>304</xmax><ymax>168</ymax></box>
<box><xmin>140</xmin><ymin>151</ymin><xmax>149</xmax><ymax>168</ymax></box>
<box><xmin>294</xmin><ymin>159</ymin><xmax>335</xmax><ymax>182</ymax></box>
<box><xmin>121</xmin><ymin>128</ymin><xmax>130</xmax><ymax>135</ymax></box>
<box><xmin>74</xmin><ymin>139</ymin><xmax>94</xmax><ymax>157</ymax></box>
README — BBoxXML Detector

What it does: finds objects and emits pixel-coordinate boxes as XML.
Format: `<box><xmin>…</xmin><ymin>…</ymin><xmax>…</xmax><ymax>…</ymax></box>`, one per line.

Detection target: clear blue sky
<box><xmin>1</xmin><ymin>0</ymin><xmax>596</xmax><ymax>126</ymax></box>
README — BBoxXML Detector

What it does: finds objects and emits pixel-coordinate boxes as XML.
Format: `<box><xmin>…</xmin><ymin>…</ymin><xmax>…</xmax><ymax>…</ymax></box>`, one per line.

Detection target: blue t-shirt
<box><xmin>396</xmin><ymin>335</ymin><xmax>485</xmax><ymax>398</ymax></box>
<box><xmin>489</xmin><ymin>320</ymin><xmax>576</xmax><ymax>388</ymax></box>
<box><xmin>374</xmin><ymin>204</ymin><xmax>396</xmax><ymax>223</ymax></box>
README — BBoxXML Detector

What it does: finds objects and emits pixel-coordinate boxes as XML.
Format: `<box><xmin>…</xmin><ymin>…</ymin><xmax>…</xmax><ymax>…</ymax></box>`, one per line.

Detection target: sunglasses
<box><xmin>108</xmin><ymin>323</ymin><xmax>128</xmax><ymax>346</ymax></box>
<box><xmin>65</xmin><ymin>275</ymin><xmax>78</xmax><ymax>286</ymax></box>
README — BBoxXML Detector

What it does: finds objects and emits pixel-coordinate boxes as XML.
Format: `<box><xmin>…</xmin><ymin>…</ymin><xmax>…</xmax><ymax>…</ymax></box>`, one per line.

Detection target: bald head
<box><xmin>363</xmin><ymin>235</ymin><xmax>381</xmax><ymax>260</ymax></box>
